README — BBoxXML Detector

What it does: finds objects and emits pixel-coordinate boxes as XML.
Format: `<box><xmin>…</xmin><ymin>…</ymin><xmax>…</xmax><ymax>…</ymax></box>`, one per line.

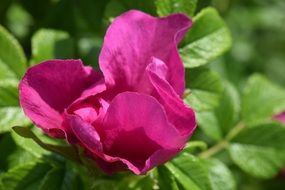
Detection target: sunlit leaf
<box><xmin>30</xmin><ymin>29</ymin><xmax>74</xmax><ymax>64</ymax></box>
<box><xmin>185</xmin><ymin>67</ymin><xmax>223</xmax><ymax>112</ymax></box>
<box><xmin>156</xmin><ymin>0</ymin><xmax>197</xmax><ymax>17</ymax></box>
<box><xmin>0</xmin><ymin>25</ymin><xmax>26</xmax><ymax>78</ymax></box>
<box><xmin>229</xmin><ymin>122</ymin><xmax>285</xmax><ymax>178</ymax></box>
<box><xmin>180</xmin><ymin>8</ymin><xmax>232</xmax><ymax>68</ymax></box>
<box><xmin>12</xmin><ymin>126</ymin><xmax>80</xmax><ymax>163</ymax></box>
<box><xmin>0</xmin><ymin>162</ymin><xmax>52</xmax><ymax>190</ymax></box>
<box><xmin>241</xmin><ymin>74</ymin><xmax>285</xmax><ymax>125</ymax></box>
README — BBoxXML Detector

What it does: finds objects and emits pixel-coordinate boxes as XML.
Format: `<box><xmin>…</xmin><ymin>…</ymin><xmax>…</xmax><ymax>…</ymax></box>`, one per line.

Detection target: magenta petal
<box><xmin>101</xmin><ymin>92</ymin><xmax>185</xmax><ymax>173</ymax></box>
<box><xmin>275</xmin><ymin>112</ymin><xmax>285</xmax><ymax>124</ymax></box>
<box><xmin>73</xmin><ymin>77</ymin><xmax>106</xmax><ymax>104</ymax></box>
<box><xmin>142</xmin><ymin>149</ymin><xmax>179</xmax><ymax>173</ymax></box>
<box><xmin>68</xmin><ymin>115</ymin><xmax>103</xmax><ymax>152</ymax></box>
<box><xmin>99</xmin><ymin>10</ymin><xmax>192</xmax><ymax>96</ymax></box>
<box><xmin>147</xmin><ymin>59</ymin><xmax>196</xmax><ymax>139</ymax></box>
<box><xmin>19</xmin><ymin>59</ymin><xmax>101</xmax><ymax>136</ymax></box>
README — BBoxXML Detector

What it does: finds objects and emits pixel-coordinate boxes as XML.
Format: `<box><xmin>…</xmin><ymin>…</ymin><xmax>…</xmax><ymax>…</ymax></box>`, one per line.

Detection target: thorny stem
<box><xmin>198</xmin><ymin>122</ymin><xmax>246</xmax><ymax>159</ymax></box>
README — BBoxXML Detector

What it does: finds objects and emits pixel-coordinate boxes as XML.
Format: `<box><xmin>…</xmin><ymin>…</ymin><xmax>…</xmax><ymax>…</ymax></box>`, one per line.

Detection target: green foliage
<box><xmin>0</xmin><ymin>25</ymin><xmax>26</xmax><ymax>78</ymax></box>
<box><xmin>206</xmin><ymin>159</ymin><xmax>236</xmax><ymax>190</ymax></box>
<box><xmin>164</xmin><ymin>153</ymin><xmax>236</xmax><ymax>190</ymax></box>
<box><xmin>196</xmin><ymin>82</ymin><xmax>240</xmax><ymax>141</ymax></box>
<box><xmin>241</xmin><ymin>74</ymin><xmax>285</xmax><ymax>126</ymax></box>
<box><xmin>167</xmin><ymin>153</ymin><xmax>211</xmax><ymax>190</ymax></box>
<box><xmin>0</xmin><ymin>133</ymin><xmax>37</xmax><ymax>171</ymax></box>
<box><xmin>0</xmin><ymin>81</ymin><xmax>30</xmax><ymax>133</ymax></box>
<box><xmin>0</xmin><ymin>162</ymin><xmax>52</xmax><ymax>190</ymax></box>
<box><xmin>30</xmin><ymin>29</ymin><xmax>74</xmax><ymax>64</ymax></box>
<box><xmin>180</xmin><ymin>8</ymin><xmax>232</xmax><ymax>68</ymax></box>
<box><xmin>38</xmin><ymin>167</ymin><xmax>80</xmax><ymax>190</ymax></box>
<box><xmin>157</xmin><ymin>166</ymin><xmax>180</xmax><ymax>190</ymax></box>
<box><xmin>185</xmin><ymin>67</ymin><xmax>223</xmax><ymax>112</ymax></box>
<box><xmin>0</xmin><ymin>159</ymin><xmax>82</xmax><ymax>190</ymax></box>
<box><xmin>0</xmin><ymin>27</ymin><xmax>29</xmax><ymax>134</ymax></box>
<box><xmin>156</xmin><ymin>0</ymin><xmax>197</xmax><ymax>17</ymax></box>
<box><xmin>12</xmin><ymin>126</ymin><xmax>80</xmax><ymax>163</ymax></box>
<box><xmin>230</xmin><ymin>122</ymin><xmax>285</xmax><ymax>178</ymax></box>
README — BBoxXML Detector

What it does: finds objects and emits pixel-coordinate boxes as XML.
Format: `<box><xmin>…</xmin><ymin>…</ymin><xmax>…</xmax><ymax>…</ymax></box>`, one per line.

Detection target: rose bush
<box><xmin>19</xmin><ymin>10</ymin><xmax>196</xmax><ymax>175</ymax></box>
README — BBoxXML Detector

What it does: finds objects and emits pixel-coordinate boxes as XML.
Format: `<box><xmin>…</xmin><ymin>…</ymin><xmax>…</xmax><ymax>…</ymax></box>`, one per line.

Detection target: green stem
<box><xmin>225</xmin><ymin>122</ymin><xmax>246</xmax><ymax>141</ymax></box>
<box><xmin>199</xmin><ymin>140</ymin><xmax>228</xmax><ymax>159</ymax></box>
<box><xmin>198</xmin><ymin>122</ymin><xmax>246</xmax><ymax>159</ymax></box>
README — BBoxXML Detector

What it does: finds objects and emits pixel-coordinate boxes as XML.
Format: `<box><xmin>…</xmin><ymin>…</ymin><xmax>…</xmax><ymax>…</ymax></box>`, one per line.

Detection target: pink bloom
<box><xmin>19</xmin><ymin>10</ymin><xmax>196</xmax><ymax>175</ymax></box>
<box><xmin>275</xmin><ymin>112</ymin><xmax>285</xmax><ymax>124</ymax></box>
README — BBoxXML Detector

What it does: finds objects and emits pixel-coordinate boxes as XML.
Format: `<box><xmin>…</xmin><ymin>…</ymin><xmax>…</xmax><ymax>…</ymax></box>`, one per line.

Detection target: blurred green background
<box><xmin>0</xmin><ymin>0</ymin><xmax>284</xmax><ymax>190</ymax></box>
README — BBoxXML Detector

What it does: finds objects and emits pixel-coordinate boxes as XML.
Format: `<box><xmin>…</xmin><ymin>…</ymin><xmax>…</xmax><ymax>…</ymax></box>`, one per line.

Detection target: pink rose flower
<box><xmin>19</xmin><ymin>10</ymin><xmax>196</xmax><ymax>175</ymax></box>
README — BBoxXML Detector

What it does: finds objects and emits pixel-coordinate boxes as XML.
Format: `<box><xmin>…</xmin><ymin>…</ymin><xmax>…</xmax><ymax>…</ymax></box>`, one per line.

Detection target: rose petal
<box><xmin>66</xmin><ymin>92</ymin><xmax>186</xmax><ymax>174</ymax></box>
<box><xmin>19</xmin><ymin>59</ymin><xmax>101</xmax><ymax>137</ymax></box>
<box><xmin>68</xmin><ymin>115</ymin><xmax>103</xmax><ymax>152</ymax></box>
<box><xmin>100</xmin><ymin>92</ymin><xmax>185</xmax><ymax>173</ymax></box>
<box><xmin>73</xmin><ymin>77</ymin><xmax>106</xmax><ymax>104</ymax></box>
<box><xmin>147</xmin><ymin>58</ymin><xmax>196</xmax><ymax>138</ymax></box>
<box><xmin>142</xmin><ymin>149</ymin><xmax>179</xmax><ymax>173</ymax></box>
<box><xmin>66</xmin><ymin>114</ymin><xmax>130</xmax><ymax>174</ymax></box>
<box><xmin>275</xmin><ymin>112</ymin><xmax>285</xmax><ymax>124</ymax></box>
<box><xmin>99</xmin><ymin>10</ymin><xmax>192</xmax><ymax>96</ymax></box>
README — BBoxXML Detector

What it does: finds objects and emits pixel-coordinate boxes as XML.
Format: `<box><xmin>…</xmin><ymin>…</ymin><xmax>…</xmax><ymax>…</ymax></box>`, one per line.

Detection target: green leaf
<box><xmin>157</xmin><ymin>166</ymin><xmax>180</xmax><ymax>190</ymax></box>
<box><xmin>184</xmin><ymin>141</ymin><xmax>208</xmax><ymax>153</ymax></box>
<box><xmin>0</xmin><ymin>79</ymin><xmax>30</xmax><ymax>133</ymax></box>
<box><xmin>0</xmin><ymin>26</ymin><xmax>29</xmax><ymax>133</ymax></box>
<box><xmin>30</xmin><ymin>29</ymin><xmax>74</xmax><ymax>64</ymax></box>
<box><xmin>206</xmin><ymin>159</ymin><xmax>236</xmax><ymax>190</ymax></box>
<box><xmin>0</xmin><ymin>79</ymin><xmax>18</xmax><ymax>107</ymax></box>
<box><xmin>5</xmin><ymin>148</ymin><xmax>37</xmax><ymax>171</ymax></box>
<box><xmin>196</xmin><ymin>82</ymin><xmax>240</xmax><ymax>141</ymax></box>
<box><xmin>156</xmin><ymin>0</ymin><xmax>197</xmax><ymax>17</ymax></box>
<box><xmin>0</xmin><ymin>59</ymin><xmax>16</xmax><ymax>80</ymax></box>
<box><xmin>166</xmin><ymin>153</ymin><xmax>211</xmax><ymax>190</ymax></box>
<box><xmin>241</xmin><ymin>74</ymin><xmax>285</xmax><ymax>125</ymax></box>
<box><xmin>90</xmin><ymin>179</ymin><xmax>117</xmax><ymax>190</ymax></box>
<box><xmin>0</xmin><ymin>133</ymin><xmax>37</xmax><ymax>171</ymax></box>
<box><xmin>39</xmin><ymin>167</ymin><xmax>80</xmax><ymax>190</ymax></box>
<box><xmin>78</xmin><ymin>37</ymin><xmax>102</xmax><ymax>68</ymax></box>
<box><xmin>229</xmin><ymin>144</ymin><xmax>285</xmax><ymax>179</ymax></box>
<box><xmin>180</xmin><ymin>7</ymin><xmax>232</xmax><ymax>68</ymax></box>
<box><xmin>215</xmin><ymin>82</ymin><xmax>240</xmax><ymax>134</ymax></box>
<box><xmin>196</xmin><ymin>112</ymin><xmax>222</xmax><ymax>141</ymax></box>
<box><xmin>229</xmin><ymin>122</ymin><xmax>285</xmax><ymax>178</ymax></box>
<box><xmin>0</xmin><ymin>162</ymin><xmax>52</xmax><ymax>190</ymax></box>
<box><xmin>11</xmin><ymin>127</ymin><xmax>49</xmax><ymax>158</ymax></box>
<box><xmin>185</xmin><ymin>68</ymin><xmax>223</xmax><ymax>112</ymax></box>
<box><xmin>110</xmin><ymin>174</ymin><xmax>156</xmax><ymax>190</ymax></box>
<box><xmin>0</xmin><ymin>25</ymin><xmax>26</xmax><ymax>78</ymax></box>
<box><xmin>12</xmin><ymin>126</ymin><xmax>80</xmax><ymax>163</ymax></box>
<box><xmin>166</xmin><ymin>154</ymin><xmax>236</xmax><ymax>190</ymax></box>
<box><xmin>132</xmin><ymin>176</ymin><xmax>154</xmax><ymax>190</ymax></box>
